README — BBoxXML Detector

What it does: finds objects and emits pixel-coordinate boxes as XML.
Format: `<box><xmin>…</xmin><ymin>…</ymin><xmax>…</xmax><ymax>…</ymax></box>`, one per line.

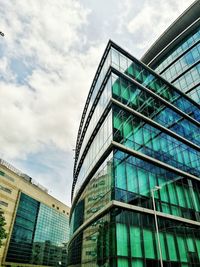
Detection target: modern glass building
<box><xmin>142</xmin><ymin>0</ymin><xmax>200</xmax><ymax>104</ymax></box>
<box><xmin>0</xmin><ymin>159</ymin><xmax>70</xmax><ymax>267</ymax></box>
<box><xmin>6</xmin><ymin>193</ymin><xmax>69</xmax><ymax>266</ymax></box>
<box><xmin>69</xmin><ymin>2</ymin><xmax>200</xmax><ymax>267</ymax></box>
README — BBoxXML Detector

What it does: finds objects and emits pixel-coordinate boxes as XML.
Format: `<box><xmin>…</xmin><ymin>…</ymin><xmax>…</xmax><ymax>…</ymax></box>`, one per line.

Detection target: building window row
<box><xmin>0</xmin><ymin>200</ymin><xmax>8</xmax><ymax>207</ymax></box>
<box><xmin>173</xmin><ymin>63</ymin><xmax>200</xmax><ymax>92</ymax></box>
<box><xmin>161</xmin><ymin>43</ymin><xmax>200</xmax><ymax>82</ymax></box>
<box><xmin>0</xmin><ymin>184</ymin><xmax>12</xmax><ymax>194</ymax></box>
<box><xmin>112</xmin><ymin>72</ymin><xmax>200</xmax><ymax>146</ymax></box>
<box><xmin>0</xmin><ymin>170</ymin><xmax>15</xmax><ymax>182</ymax></box>
<box><xmin>154</xmin><ymin>26</ymin><xmax>200</xmax><ymax>73</ymax></box>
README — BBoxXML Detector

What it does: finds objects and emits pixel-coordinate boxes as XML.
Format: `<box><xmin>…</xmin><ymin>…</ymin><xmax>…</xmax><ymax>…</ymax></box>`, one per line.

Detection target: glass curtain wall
<box><xmin>6</xmin><ymin>193</ymin><xmax>69</xmax><ymax>267</ymax></box>
<box><xmin>152</xmin><ymin>26</ymin><xmax>200</xmax><ymax>103</ymax></box>
<box><xmin>6</xmin><ymin>193</ymin><xmax>39</xmax><ymax>263</ymax></box>
<box><xmin>69</xmin><ymin>41</ymin><xmax>200</xmax><ymax>267</ymax></box>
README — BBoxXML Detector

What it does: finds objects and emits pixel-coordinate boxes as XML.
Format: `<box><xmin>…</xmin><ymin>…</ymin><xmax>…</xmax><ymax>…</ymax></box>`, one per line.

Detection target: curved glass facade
<box><xmin>72</xmin><ymin>44</ymin><xmax>200</xmax><ymax>200</ymax></box>
<box><xmin>152</xmin><ymin>25</ymin><xmax>200</xmax><ymax>104</ymax></box>
<box><xmin>74</xmin><ymin>43</ymin><xmax>200</xmax><ymax>184</ymax></box>
<box><xmin>69</xmin><ymin>34</ymin><xmax>200</xmax><ymax>267</ymax></box>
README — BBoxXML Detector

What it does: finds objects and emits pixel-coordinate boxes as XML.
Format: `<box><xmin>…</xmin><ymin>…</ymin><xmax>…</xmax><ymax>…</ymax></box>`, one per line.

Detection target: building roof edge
<box><xmin>141</xmin><ymin>0</ymin><xmax>200</xmax><ymax>66</ymax></box>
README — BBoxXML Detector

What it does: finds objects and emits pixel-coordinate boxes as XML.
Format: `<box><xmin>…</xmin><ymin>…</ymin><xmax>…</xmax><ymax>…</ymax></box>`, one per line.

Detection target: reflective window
<box><xmin>161</xmin><ymin>43</ymin><xmax>200</xmax><ymax>82</ymax></box>
<box><xmin>188</xmin><ymin>85</ymin><xmax>200</xmax><ymax>104</ymax></box>
<box><xmin>69</xmin><ymin>204</ymin><xmax>200</xmax><ymax>266</ymax></box>
<box><xmin>113</xmin><ymin>106</ymin><xmax>200</xmax><ymax>177</ymax></box>
<box><xmin>71</xmin><ymin>153</ymin><xmax>112</xmax><ymax>234</ymax></box>
<box><xmin>74</xmin><ymin>111</ymin><xmax>112</xmax><ymax>198</ymax></box>
<box><xmin>173</xmin><ymin>63</ymin><xmax>200</xmax><ymax>92</ymax></box>
<box><xmin>6</xmin><ymin>193</ymin><xmax>70</xmax><ymax>266</ymax></box>
<box><xmin>6</xmin><ymin>193</ymin><xmax>39</xmax><ymax>264</ymax></box>
<box><xmin>114</xmin><ymin>150</ymin><xmax>200</xmax><ymax>221</ymax></box>
<box><xmin>153</xmin><ymin>26</ymin><xmax>200</xmax><ymax>100</ymax></box>
<box><xmin>76</xmin><ymin>77</ymin><xmax>112</xmax><ymax>167</ymax></box>
<box><xmin>154</xmin><ymin>26</ymin><xmax>200</xmax><ymax>73</ymax></box>
<box><xmin>112</xmin><ymin>73</ymin><xmax>200</xmax><ymax>146</ymax></box>
<box><xmin>78</xmin><ymin>50</ymin><xmax>111</xmax><ymax>144</ymax></box>
<box><xmin>74</xmin><ymin>43</ymin><xmax>200</xmax><ymax>185</ymax></box>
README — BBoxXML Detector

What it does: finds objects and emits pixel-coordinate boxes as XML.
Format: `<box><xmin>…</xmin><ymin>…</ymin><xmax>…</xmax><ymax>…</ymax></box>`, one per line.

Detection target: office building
<box><xmin>68</xmin><ymin>1</ymin><xmax>200</xmax><ymax>267</ymax></box>
<box><xmin>142</xmin><ymin>0</ymin><xmax>200</xmax><ymax>103</ymax></box>
<box><xmin>0</xmin><ymin>159</ymin><xmax>70</xmax><ymax>267</ymax></box>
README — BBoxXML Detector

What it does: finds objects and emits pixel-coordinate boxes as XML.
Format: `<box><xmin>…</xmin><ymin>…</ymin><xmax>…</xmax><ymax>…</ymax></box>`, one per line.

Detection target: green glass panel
<box><xmin>134</xmin><ymin>128</ymin><xmax>143</xmax><ymax>145</ymax></box>
<box><xmin>167</xmin><ymin>183</ymin><xmax>178</xmax><ymax>205</ymax></box>
<box><xmin>183</xmin><ymin>152</ymin><xmax>190</xmax><ymax>165</ymax></box>
<box><xmin>112</xmin><ymin>79</ymin><xmax>120</xmax><ymax>96</ymax></box>
<box><xmin>149</xmin><ymin>80</ymin><xmax>157</xmax><ymax>92</ymax></box>
<box><xmin>116</xmin><ymin>223</ymin><xmax>128</xmax><ymax>256</ymax></box>
<box><xmin>104</xmin><ymin>226</ymin><xmax>110</xmax><ymax>258</ymax></box>
<box><xmin>138</xmin><ymin>168</ymin><xmax>149</xmax><ymax>196</ymax></box>
<box><xmin>161</xmin><ymin>88</ymin><xmax>170</xmax><ymax>100</ymax></box>
<box><xmin>130</xmin><ymin>63</ymin><xmax>142</xmax><ymax>82</ymax></box>
<box><xmin>195</xmin><ymin>239</ymin><xmax>200</xmax><ymax>260</ymax></box>
<box><xmin>114</xmin><ymin>115</ymin><xmax>122</xmax><ymax>130</ymax></box>
<box><xmin>176</xmin><ymin>185</ymin><xmax>186</xmax><ymax>207</ymax></box>
<box><xmin>127</xmin><ymin>164</ymin><xmax>138</xmax><ymax>193</ymax></box>
<box><xmin>149</xmin><ymin>172</ymin><xmax>157</xmax><ymax>189</ymax></box>
<box><xmin>123</xmin><ymin>118</ymin><xmax>132</xmax><ymax>139</ymax></box>
<box><xmin>130</xmin><ymin>226</ymin><xmax>142</xmax><ymax>257</ymax></box>
<box><xmin>177</xmin><ymin>236</ymin><xmax>187</xmax><ymax>262</ymax></box>
<box><xmin>6</xmin><ymin>193</ymin><xmax>39</xmax><ymax>263</ymax></box>
<box><xmin>110</xmin><ymin>224</ymin><xmax>116</xmax><ymax>257</ymax></box>
<box><xmin>186</xmin><ymin>237</ymin><xmax>195</xmax><ymax>252</ymax></box>
<box><xmin>183</xmin><ymin>187</ymin><xmax>192</xmax><ymax>208</ymax></box>
<box><xmin>115</xmin><ymin>161</ymin><xmax>126</xmax><ymax>190</ymax></box>
<box><xmin>130</xmin><ymin>87</ymin><xmax>139</xmax><ymax>107</ymax></box>
<box><xmin>121</xmin><ymin>80</ymin><xmax>129</xmax><ymax>102</ymax></box>
<box><xmin>157</xmin><ymin>233</ymin><xmax>167</xmax><ymax>260</ymax></box>
<box><xmin>160</xmin><ymin>186</ymin><xmax>168</xmax><ymax>202</ymax></box>
<box><xmin>194</xmin><ymin>191</ymin><xmax>200</xmax><ymax>211</ymax></box>
<box><xmin>171</xmin><ymin>205</ymin><xmax>181</xmax><ymax>216</ymax></box>
<box><xmin>127</xmin><ymin>65</ymin><xmax>134</xmax><ymax>76</ymax></box>
<box><xmin>132</xmin><ymin>259</ymin><xmax>144</xmax><ymax>267</ymax></box>
<box><xmin>177</xmin><ymin>150</ymin><xmax>184</xmax><ymax>164</ymax></box>
<box><xmin>143</xmin><ymin>128</ymin><xmax>151</xmax><ymax>144</ymax></box>
<box><xmin>161</xmin><ymin>203</ymin><xmax>170</xmax><ymax>214</ymax></box>
<box><xmin>166</xmin><ymin>233</ymin><xmax>178</xmax><ymax>261</ymax></box>
<box><xmin>118</xmin><ymin>258</ymin><xmax>129</xmax><ymax>267</ymax></box>
<box><xmin>160</xmin><ymin>137</ymin><xmax>168</xmax><ymax>153</ymax></box>
<box><xmin>143</xmin><ymin>229</ymin><xmax>155</xmax><ymax>259</ymax></box>
<box><xmin>152</xmin><ymin>136</ymin><xmax>160</xmax><ymax>151</ymax></box>
<box><xmin>120</xmin><ymin>76</ymin><xmax>128</xmax><ymax>88</ymax></box>
<box><xmin>157</xmin><ymin>176</ymin><xmax>165</xmax><ymax>189</ymax></box>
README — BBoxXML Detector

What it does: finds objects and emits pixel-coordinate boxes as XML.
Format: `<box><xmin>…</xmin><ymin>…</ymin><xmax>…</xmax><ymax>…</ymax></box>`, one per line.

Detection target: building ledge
<box><xmin>141</xmin><ymin>0</ymin><xmax>200</xmax><ymax>66</ymax></box>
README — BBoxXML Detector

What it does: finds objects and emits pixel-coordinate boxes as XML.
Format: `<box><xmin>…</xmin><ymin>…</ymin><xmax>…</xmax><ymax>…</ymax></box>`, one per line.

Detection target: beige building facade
<box><xmin>0</xmin><ymin>159</ymin><xmax>70</xmax><ymax>267</ymax></box>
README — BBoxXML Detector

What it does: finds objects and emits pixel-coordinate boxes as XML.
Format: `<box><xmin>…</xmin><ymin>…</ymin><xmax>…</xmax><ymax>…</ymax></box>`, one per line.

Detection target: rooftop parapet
<box><xmin>0</xmin><ymin>158</ymin><xmax>48</xmax><ymax>193</ymax></box>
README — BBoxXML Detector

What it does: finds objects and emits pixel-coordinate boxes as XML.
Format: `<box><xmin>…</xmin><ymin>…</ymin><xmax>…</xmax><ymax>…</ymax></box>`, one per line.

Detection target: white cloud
<box><xmin>0</xmin><ymin>0</ymin><xmax>106</xmax><ymax>205</ymax></box>
<box><xmin>0</xmin><ymin>57</ymin><xmax>15</xmax><ymax>82</ymax></box>
<box><xmin>0</xmin><ymin>0</ymin><xmax>105</xmax><ymax>161</ymax></box>
<box><xmin>126</xmin><ymin>0</ymin><xmax>194</xmax><ymax>50</ymax></box>
<box><xmin>0</xmin><ymin>0</ymin><xmax>89</xmax><ymax>57</ymax></box>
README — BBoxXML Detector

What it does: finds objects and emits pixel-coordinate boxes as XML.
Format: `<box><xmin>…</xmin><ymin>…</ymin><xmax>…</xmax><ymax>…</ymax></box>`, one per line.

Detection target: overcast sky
<box><xmin>0</xmin><ymin>0</ymin><xmax>195</xmax><ymax>206</ymax></box>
